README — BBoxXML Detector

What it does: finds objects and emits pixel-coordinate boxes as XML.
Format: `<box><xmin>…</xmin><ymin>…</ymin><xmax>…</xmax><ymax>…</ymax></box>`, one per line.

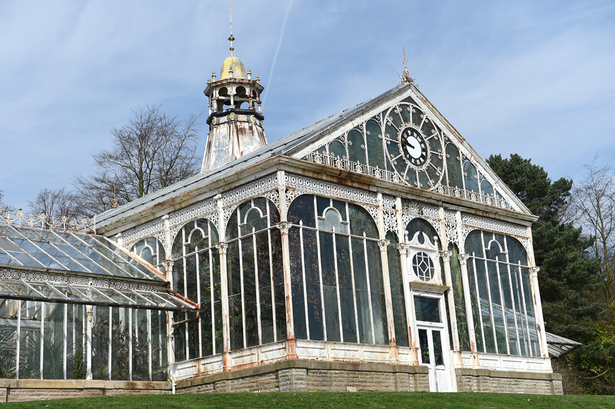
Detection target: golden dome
<box><xmin>219</xmin><ymin>56</ymin><xmax>247</xmax><ymax>80</ymax></box>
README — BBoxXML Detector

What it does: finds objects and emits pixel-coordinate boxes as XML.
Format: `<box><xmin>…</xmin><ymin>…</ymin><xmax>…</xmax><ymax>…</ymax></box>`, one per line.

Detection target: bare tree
<box><xmin>0</xmin><ymin>189</ymin><xmax>16</xmax><ymax>213</ymax></box>
<box><xmin>569</xmin><ymin>156</ymin><xmax>615</xmax><ymax>309</ymax></box>
<box><xmin>74</xmin><ymin>105</ymin><xmax>201</xmax><ymax>217</ymax></box>
<box><xmin>28</xmin><ymin>187</ymin><xmax>80</xmax><ymax>219</ymax></box>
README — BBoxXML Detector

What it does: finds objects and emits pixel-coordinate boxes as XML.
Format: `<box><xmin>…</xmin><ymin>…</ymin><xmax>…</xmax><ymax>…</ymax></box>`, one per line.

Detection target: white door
<box><xmin>418</xmin><ymin>326</ymin><xmax>452</xmax><ymax>392</ymax></box>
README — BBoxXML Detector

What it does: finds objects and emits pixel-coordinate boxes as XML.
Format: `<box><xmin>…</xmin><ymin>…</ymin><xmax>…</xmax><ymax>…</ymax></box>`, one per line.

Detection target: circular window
<box><xmin>412</xmin><ymin>252</ymin><xmax>434</xmax><ymax>281</ymax></box>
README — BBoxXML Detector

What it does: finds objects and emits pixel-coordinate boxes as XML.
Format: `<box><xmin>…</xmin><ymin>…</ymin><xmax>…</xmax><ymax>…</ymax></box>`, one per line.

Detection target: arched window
<box><xmin>132</xmin><ymin>237</ymin><xmax>166</xmax><ymax>274</ymax></box>
<box><xmin>171</xmin><ymin>219</ymin><xmax>221</xmax><ymax>361</ymax></box>
<box><xmin>464</xmin><ymin>230</ymin><xmax>538</xmax><ymax>357</ymax></box>
<box><xmin>225</xmin><ymin>198</ymin><xmax>285</xmax><ymax>351</ymax></box>
<box><xmin>406</xmin><ymin>218</ymin><xmax>441</xmax><ymax>284</ymax></box>
<box><xmin>288</xmin><ymin>195</ymin><xmax>388</xmax><ymax>345</ymax></box>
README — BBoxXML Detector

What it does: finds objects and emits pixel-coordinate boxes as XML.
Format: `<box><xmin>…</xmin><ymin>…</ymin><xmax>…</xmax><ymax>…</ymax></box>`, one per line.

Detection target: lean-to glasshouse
<box><xmin>0</xmin><ymin>52</ymin><xmax>574</xmax><ymax>401</ymax></box>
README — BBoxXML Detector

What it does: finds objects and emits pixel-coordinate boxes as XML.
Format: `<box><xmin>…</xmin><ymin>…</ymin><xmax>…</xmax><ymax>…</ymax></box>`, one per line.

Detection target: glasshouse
<box><xmin>0</xmin><ymin>52</ymin><xmax>569</xmax><ymax>401</ymax></box>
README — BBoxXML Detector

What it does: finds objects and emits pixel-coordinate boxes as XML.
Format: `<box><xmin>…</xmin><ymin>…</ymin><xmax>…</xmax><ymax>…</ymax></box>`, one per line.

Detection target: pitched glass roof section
<box><xmin>94</xmin><ymin>84</ymin><xmax>409</xmax><ymax>228</ymax></box>
<box><xmin>0</xmin><ymin>216</ymin><xmax>196</xmax><ymax>312</ymax></box>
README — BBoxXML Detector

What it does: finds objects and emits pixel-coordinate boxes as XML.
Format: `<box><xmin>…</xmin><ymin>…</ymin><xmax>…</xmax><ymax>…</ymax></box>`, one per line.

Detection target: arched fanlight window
<box><xmin>406</xmin><ymin>218</ymin><xmax>441</xmax><ymax>284</ymax></box>
<box><xmin>464</xmin><ymin>230</ymin><xmax>538</xmax><ymax>357</ymax></box>
<box><xmin>171</xmin><ymin>219</ymin><xmax>221</xmax><ymax>361</ymax></box>
<box><xmin>225</xmin><ymin>198</ymin><xmax>285</xmax><ymax>351</ymax></box>
<box><xmin>288</xmin><ymin>195</ymin><xmax>388</xmax><ymax>345</ymax></box>
<box><xmin>132</xmin><ymin>237</ymin><xmax>166</xmax><ymax>273</ymax></box>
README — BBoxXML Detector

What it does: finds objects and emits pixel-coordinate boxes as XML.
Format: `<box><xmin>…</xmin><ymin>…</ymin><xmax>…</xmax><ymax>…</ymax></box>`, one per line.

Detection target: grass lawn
<box><xmin>3</xmin><ymin>392</ymin><xmax>614</xmax><ymax>409</ymax></box>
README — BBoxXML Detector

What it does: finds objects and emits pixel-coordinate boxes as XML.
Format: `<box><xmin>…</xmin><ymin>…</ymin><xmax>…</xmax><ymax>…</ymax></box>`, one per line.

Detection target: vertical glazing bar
<box><xmin>300</xmin><ymin>221</ymin><xmax>310</xmax><ymax>339</ymax></box>
<box><xmin>148</xmin><ymin>309</ymin><xmax>152</xmax><ymax>381</ymax></box>
<box><xmin>363</xmin><ymin>233</ymin><xmax>375</xmax><ymax>343</ymax></box>
<box><xmin>108</xmin><ymin>307</ymin><xmax>112</xmax><ymax>381</ymax></box>
<box><xmin>63</xmin><ymin>303</ymin><xmax>67</xmax><ymax>380</ymax></box>
<box><xmin>40</xmin><ymin>302</ymin><xmax>44</xmax><ymax>379</ymax></box>
<box><xmin>128</xmin><ymin>309</ymin><xmax>133</xmax><ymax>381</ymax></box>
<box><xmin>16</xmin><ymin>301</ymin><xmax>21</xmax><ymax>379</ymax></box>
<box><xmin>332</xmin><ymin>229</ymin><xmax>344</xmax><ymax>342</ymax></box>
<box><xmin>495</xmin><ymin>258</ymin><xmax>510</xmax><ymax>355</ymax></box>
<box><xmin>86</xmin><ymin>306</ymin><xmax>92</xmax><ymax>380</ymax></box>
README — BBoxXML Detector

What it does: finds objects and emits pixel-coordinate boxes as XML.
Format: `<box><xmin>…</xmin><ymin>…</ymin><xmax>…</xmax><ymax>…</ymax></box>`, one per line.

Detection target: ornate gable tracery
<box><xmin>297</xmin><ymin>89</ymin><xmax>519</xmax><ymax>213</ymax></box>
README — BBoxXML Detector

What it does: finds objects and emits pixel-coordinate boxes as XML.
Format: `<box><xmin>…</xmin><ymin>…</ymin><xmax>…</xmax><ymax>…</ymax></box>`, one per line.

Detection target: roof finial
<box><xmin>401</xmin><ymin>46</ymin><xmax>414</xmax><ymax>84</ymax></box>
<box><xmin>228</xmin><ymin>0</ymin><xmax>235</xmax><ymax>56</ymax></box>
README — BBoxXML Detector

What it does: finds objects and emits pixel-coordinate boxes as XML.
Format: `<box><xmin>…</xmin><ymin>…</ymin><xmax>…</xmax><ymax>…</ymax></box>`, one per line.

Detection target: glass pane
<box><xmin>111</xmin><ymin>307</ymin><xmax>129</xmax><ymax>380</ymax></box>
<box><xmin>227</xmin><ymin>240</ymin><xmax>243</xmax><ymax>351</ymax></box>
<box><xmin>347</xmin><ymin>129</ymin><xmax>366</xmax><ymax>165</ymax></box>
<box><xmin>352</xmin><ymin>237</ymin><xmax>371</xmax><ymax>344</ymax></box>
<box><xmin>366</xmin><ymin>119</ymin><xmax>385</xmax><ymax>169</ymax></box>
<box><xmin>257</xmin><ymin>231</ymin><xmax>274</xmax><ymax>345</ymax></box>
<box><xmin>463</xmin><ymin>161</ymin><xmax>479</xmax><ymax>193</ymax></box>
<box><xmin>19</xmin><ymin>301</ymin><xmax>42</xmax><ymax>379</ymax></box>
<box><xmin>289</xmin><ymin>227</ymin><xmax>306</xmax><ymax>339</ymax></box>
<box><xmin>0</xmin><ymin>299</ymin><xmax>19</xmax><ymax>378</ymax></box>
<box><xmin>242</xmin><ymin>237</ymin><xmax>258</xmax><ymax>348</ymax></box>
<box><xmin>303</xmin><ymin>229</ymin><xmax>323</xmax><ymax>341</ymax></box>
<box><xmin>387</xmin><ymin>232</ymin><xmax>408</xmax><ymax>347</ymax></box>
<box><xmin>43</xmin><ymin>302</ymin><xmax>64</xmax><ymax>379</ymax></box>
<box><xmin>67</xmin><ymin>304</ymin><xmax>86</xmax><ymax>379</ymax></box>
<box><xmin>449</xmin><ymin>244</ymin><xmax>470</xmax><ymax>351</ymax></box>
<box><xmin>433</xmin><ymin>330</ymin><xmax>444</xmax><ymax>366</ymax></box>
<box><xmin>445</xmin><ymin>143</ymin><xmax>463</xmax><ymax>190</ymax></box>
<box><xmin>419</xmin><ymin>329</ymin><xmax>430</xmax><ymax>364</ymax></box>
<box><xmin>151</xmin><ymin>310</ymin><xmax>168</xmax><ymax>381</ymax></box>
<box><xmin>367</xmin><ymin>240</ymin><xmax>388</xmax><ymax>345</ymax></box>
<box><xmin>132</xmin><ymin>309</ymin><xmax>149</xmax><ymax>381</ymax></box>
<box><xmin>337</xmin><ymin>235</ymin><xmax>356</xmax><ymax>343</ymax></box>
<box><xmin>288</xmin><ymin>195</ymin><xmax>316</xmax><ymax>227</ymax></box>
<box><xmin>91</xmin><ymin>306</ymin><xmax>110</xmax><ymax>380</ymax></box>
<box><xmin>414</xmin><ymin>296</ymin><xmax>441</xmax><ymax>323</ymax></box>
<box><xmin>348</xmin><ymin>204</ymin><xmax>378</xmax><ymax>238</ymax></box>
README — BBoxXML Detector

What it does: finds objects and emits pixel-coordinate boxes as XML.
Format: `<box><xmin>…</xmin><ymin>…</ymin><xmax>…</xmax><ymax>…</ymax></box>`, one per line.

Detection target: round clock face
<box><xmin>384</xmin><ymin>102</ymin><xmax>445</xmax><ymax>190</ymax></box>
<box><xmin>400</xmin><ymin>127</ymin><xmax>428</xmax><ymax>167</ymax></box>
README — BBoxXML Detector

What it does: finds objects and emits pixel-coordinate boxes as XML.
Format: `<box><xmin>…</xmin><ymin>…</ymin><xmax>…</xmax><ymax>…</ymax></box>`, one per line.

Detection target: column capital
<box><xmin>530</xmin><ymin>266</ymin><xmax>540</xmax><ymax>277</ymax></box>
<box><xmin>457</xmin><ymin>253</ymin><xmax>470</xmax><ymax>265</ymax></box>
<box><xmin>276</xmin><ymin>221</ymin><xmax>293</xmax><ymax>234</ymax></box>
<box><xmin>378</xmin><ymin>239</ymin><xmax>391</xmax><ymax>251</ymax></box>
<box><xmin>217</xmin><ymin>242</ymin><xmax>228</xmax><ymax>254</ymax></box>
<box><xmin>440</xmin><ymin>250</ymin><xmax>452</xmax><ymax>262</ymax></box>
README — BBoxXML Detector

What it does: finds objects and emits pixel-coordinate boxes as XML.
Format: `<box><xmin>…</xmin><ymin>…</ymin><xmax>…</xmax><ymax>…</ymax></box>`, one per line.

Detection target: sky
<box><xmin>0</xmin><ymin>0</ymin><xmax>614</xmax><ymax>211</ymax></box>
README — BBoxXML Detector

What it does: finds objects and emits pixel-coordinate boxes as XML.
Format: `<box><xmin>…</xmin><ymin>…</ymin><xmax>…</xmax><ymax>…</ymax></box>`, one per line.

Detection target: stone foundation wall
<box><xmin>175</xmin><ymin>360</ymin><xmax>430</xmax><ymax>393</ymax></box>
<box><xmin>0</xmin><ymin>362</ymin><xmax>564</xmax><ymax>402</ymax></box>
<box><xmin>456</xmin><ymin>368</ymin><xmax>564</xmax><ymax>395</ymax></box>
<box><xmin>0</xmin><ymin>380</ymin><xmax>171</xmax><ymax>403</ymax></box>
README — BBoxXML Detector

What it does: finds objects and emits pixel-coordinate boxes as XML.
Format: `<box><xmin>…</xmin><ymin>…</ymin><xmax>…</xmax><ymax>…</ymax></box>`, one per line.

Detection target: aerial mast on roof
<box><xmin>229</xmin><ymin>0</ymin><xmax>235</xmax><ymax>56</ymax></box>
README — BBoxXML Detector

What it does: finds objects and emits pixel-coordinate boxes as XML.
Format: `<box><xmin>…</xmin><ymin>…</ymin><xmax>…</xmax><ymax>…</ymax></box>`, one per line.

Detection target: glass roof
<box><xmin>0</xmin><ymin>224</ymin><xmax>163</xmax><ymax>281</ymax></box>
<box><xmin>0</xmin><ymin>222</ymin><xmax>196</xmax><ymax>312</ymax></box>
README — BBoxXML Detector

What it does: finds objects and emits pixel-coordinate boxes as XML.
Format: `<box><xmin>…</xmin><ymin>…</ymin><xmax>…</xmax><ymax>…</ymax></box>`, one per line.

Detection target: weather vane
<box><xmin>228</xmin><ymin>0</ymin><xmax>235</xmax><ymax>55</ymax></box>
<box><xmin>401</xmin><ymin>46</ymin><xmax>414</xmax><ymax>84</ymax></box>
